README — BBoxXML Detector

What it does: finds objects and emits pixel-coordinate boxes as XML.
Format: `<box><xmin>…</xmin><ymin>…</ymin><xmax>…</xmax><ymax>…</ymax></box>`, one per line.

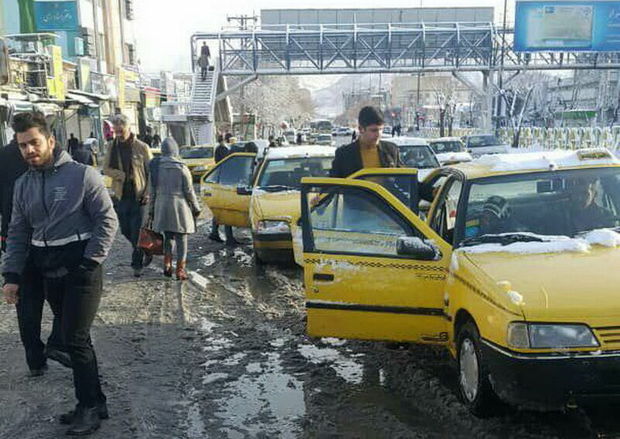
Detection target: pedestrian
<box><xmin>67</xmin><ymin>133</ymin><xmax>80</xmax><ymax>156</ymax></box>
<box><xmin>0</xmin><ymin>132</ymin><xmax>69</xmax><ymax>375</ymax></box>
<box><xmin>83</xmin><ymin>132</ymin><xmax>99</xmax><ymax>165</ymax></box>
<box><xmin>103</xmin><ymin>114</ymin><xmax>153</xmax><ymax>277</ymax></box>
<box><xmin>71</xmin><ymin>142</ymin><xmax>95</xmax><ymax>166</ymax></box>
<box><xmin>268</xmin><ymin>135</ymin><xmax>276</xmax><ymax>148</ymax></box>
<box><xmin>244</xmin><ymin>141</ymin><xmax>258</xmax><ymax>153</ymax></box>
<box><xmin>142</xmin><ymin>127</ymin><xmax>153</xmax><ymax>147</ymax></box>
<box><xmin>152</xmin><ymin>133</ymin><xmax>161</xmax><ymax>148</ymax></box>
<box><xmin>198</xmin><ymin>53</ymin><xmax>209</xmax><ymax>81</ymax></box>
<box><xmin>296</xmin><ymin>132</ymin><xmax>303</xmax><ymax>145</ymax></box>
<box><xmin>200</xmin><ymin>41</ymin><xmax>211</xmax><ymax>59</ymax></box>
<box><xmin>208</xmin><ymin>135</ymin><xmax>231</xmax><ymax>243</ymax></box>
<box><xmin>330</xmin><ymin>106</ymin><xmax>400</xmax><ymax>178</ymax></box>
<box><xmin>149</xmin><ymin>138</ymin><xmax>201</xmax><ymax>280</ymax></box>
<box><xmin>2</xmin><ymin>111</ymin><xmax>118</xmax><ymax>435</ymax></box>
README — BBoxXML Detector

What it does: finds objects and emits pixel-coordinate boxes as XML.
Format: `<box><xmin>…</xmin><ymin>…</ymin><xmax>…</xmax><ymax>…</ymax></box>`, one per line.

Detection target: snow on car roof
<box><xmin>431</xmin><ymin>137</ymin><xmax>462</xmax><ymax>142</ymax></box>
<box><xmin>389</xmin><ymin>137</ymin><xmax>430</xmax><ymax>146</ymax></box>
<box><xmin>453</xmin><ymin>148</ymin><xmax>620</xmax><ymax>178</ymax></box>
<box><xmin>264</xmin><ymin>145</ymin><xmax>335</xmax><ymax>160</ymax></box>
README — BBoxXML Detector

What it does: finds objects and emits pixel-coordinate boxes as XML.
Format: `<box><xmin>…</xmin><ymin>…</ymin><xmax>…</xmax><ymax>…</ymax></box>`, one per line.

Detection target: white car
<box><xmin>429</xmin><ymin>137</ymin><xmax>473</xmax><ymax>165</ymax></box>
<box><xmin>315</xmin><ymin>134</ymin><xmax>335</xmax><ymax>146</ymax></box>
<box><xmin>390</xmin><ymin>136</ymin><xmax>441</xmax><ymax>181</ymax></box>
<box><xmin>462</xmin><ymin>134</ymin><xmax>511</xmax><ymax>158</ymax></box>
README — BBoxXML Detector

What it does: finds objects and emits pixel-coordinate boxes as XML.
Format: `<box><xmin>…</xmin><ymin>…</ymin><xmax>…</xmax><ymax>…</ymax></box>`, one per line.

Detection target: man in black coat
<box><xmin>0</xmin><ymin>136</ymin><xmax>27</xmax><ymax>251</ymax></box>
<box><xmin>330</xmin><ymin>106</ymin><xmax>400</xmax><ymax>178</ymax></box>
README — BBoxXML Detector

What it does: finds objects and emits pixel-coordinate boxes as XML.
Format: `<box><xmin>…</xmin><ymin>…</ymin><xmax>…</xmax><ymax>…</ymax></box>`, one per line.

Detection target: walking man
<box><xmin>330</xmin><ymin>106</ymin><xmax>400</xmax><ymax>178</ymax></box>
<box><xmin>68</xmin><ymin>133</ymin><xmax>80</xmax><ymax>156</ymax></box>
<box><xmin>103</xmin><ymin>114</ymin><xmax>153</xmax><ymax>277</ymax></box>
<box><xmin>2</xmin><ymin>111</ymin><xmax>118</xmax><ymax>435</ymax></box>
<box><xmin>208</xmin><ymin>135</ymin><xmax>230</xmax><ymax>243</ymax></box>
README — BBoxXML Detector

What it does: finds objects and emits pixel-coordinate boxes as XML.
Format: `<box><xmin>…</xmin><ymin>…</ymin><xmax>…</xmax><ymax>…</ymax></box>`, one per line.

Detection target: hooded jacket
<box><xmin>2</xmin><ymin>149</ymin><xmax>118</xmax><ymax>283</ymax></box>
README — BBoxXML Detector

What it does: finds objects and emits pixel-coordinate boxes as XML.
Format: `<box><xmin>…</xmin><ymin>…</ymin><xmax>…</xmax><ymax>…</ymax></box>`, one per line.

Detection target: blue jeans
<box><xmin>114</xmin><ymin>199</ymin><xmax>146</xmax><ymax>269</ymax></box>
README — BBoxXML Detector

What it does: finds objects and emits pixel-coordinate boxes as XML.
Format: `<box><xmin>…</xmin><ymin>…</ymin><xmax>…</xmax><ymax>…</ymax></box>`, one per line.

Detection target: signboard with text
<box><xmin>34</xmin><ymin>1</ymin><xmax>78</xmax><ymax>31</ymax></box>
<box><xmin>514</xmin><ymin>1</ymin><xmax>620</xmax><ymax>52</ymax></box>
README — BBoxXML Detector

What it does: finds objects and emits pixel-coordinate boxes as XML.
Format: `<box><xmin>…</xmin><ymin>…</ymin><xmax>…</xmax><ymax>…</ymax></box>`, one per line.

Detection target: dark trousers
<box><xmin>210</xmin><ymin>218</ymin><xmax>234</xmax><ymax>241</ymax></box>
<box><xmin>201</xmin><ymin>67</ymin><xmax>208</xmax><ymax>80</ymax></box>
<box><xmin>114</xmin><ymin>199</ymin><xmax>146</xmax><ymax>269</ymax></box>
<box><xmin>15</xmin><ymin>263</ymin><xmax>64</xmax><ymax>370</ymax></box>
<box><xmin>46</xmin><ymin>265</ymin><xmax>106</xmax><ymax>407</ymax></box>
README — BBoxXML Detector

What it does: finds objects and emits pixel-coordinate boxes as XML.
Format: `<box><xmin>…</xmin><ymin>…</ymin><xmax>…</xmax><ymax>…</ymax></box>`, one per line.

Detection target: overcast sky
<box><xmin>134</xmin><ymin>0</ymin><xmax>515</xmax><ymax>73</ymax></box>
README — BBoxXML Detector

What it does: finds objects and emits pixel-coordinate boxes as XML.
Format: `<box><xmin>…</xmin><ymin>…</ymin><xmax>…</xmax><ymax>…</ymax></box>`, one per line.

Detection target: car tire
<box><xmin>456</xmin><ymin>320</ymin><xmax>500</xmax><ymax>417</ymax></box>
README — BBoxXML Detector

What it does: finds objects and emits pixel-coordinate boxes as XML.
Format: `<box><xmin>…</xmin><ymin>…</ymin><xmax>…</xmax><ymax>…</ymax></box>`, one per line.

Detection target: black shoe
<box><xmin>60</xmin><ymin>402</ymin><xmax>108</xmax><ymax>425</ymax></box>
<box><xmin>28</xmin><ymin>364</ymin><xmax>48</xmax><ymax>377</ymax></box>
<box><xmin>133</xmin><ymin>268</ymin><xmax>142</xmax><ymax>278</ymax></box>
<box><xmin>45</xmin><ymin>347</ymin><xmax>72</xmax><ymax>369</ymax></box>
<box><xmin>208</xmin><ymin>233</ymin><xmax>224</xmax><ymax>243</ymax></box>
<box><xmin>65</xmin><ymin>406</ymin><xmax>101</xmax><ymax>436</ymax></box>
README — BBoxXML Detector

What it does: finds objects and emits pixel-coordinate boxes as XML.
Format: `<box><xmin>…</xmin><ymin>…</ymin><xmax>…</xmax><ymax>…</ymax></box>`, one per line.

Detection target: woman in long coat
<box><xmin>149</xmin><ymin>138</ymin><xmax>201</xmax><ymax>280</ymax></box>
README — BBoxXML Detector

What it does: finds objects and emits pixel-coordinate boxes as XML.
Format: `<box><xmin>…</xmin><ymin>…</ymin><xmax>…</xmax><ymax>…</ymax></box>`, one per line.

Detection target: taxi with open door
<box><xmin>200</xmin><ymin>146</ymin><xmax>336</xmax><ymax>263</ymax></box>
<box><xmin>300</xmin><ymin>148</ymin><xmax>620</xmax><ymax>414</ymax></box>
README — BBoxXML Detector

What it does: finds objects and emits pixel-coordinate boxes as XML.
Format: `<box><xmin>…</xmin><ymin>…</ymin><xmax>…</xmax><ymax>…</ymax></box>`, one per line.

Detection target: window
<box><xmin>257</xmin><ymin>157</ymin><xmax>332</xmax><ymax>189</ymax></box>
<box><xmin>354</xmin><ymin>174</ymin><xmax>419</xmax><ymax>214</ymax></box>
<box><xmin>430</xmin><ymin>178</ymin><xmax>462</xmax><ymax>244</ymax></box>
<box><xmin>307</xmin><ymin>186</ymin><xmax>419</xmax><ymax>257</ymax></box>
<box><xmin>125</xmin><ymin>0</ymin><xmax>135</xmax><ymax>20</ymax></box>
<box><xmin>205</xmin><ymin>156</ymin><xmax>254</xmax><ymax>186</ymax></box>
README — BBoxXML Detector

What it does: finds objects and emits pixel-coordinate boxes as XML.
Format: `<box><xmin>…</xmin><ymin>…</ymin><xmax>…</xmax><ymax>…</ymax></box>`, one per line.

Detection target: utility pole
<box><xmin>496</xmin><ymin>0</ymin><xmax>508</xmax><ymax>134</ymax></box>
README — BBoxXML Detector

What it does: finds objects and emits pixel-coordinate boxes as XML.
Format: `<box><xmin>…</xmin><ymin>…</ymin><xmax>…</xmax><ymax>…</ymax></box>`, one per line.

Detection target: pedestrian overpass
<box><xmin>186</xmin><ymin>22</ymin><xmax>620</xmax><ymax>143</ymax></box>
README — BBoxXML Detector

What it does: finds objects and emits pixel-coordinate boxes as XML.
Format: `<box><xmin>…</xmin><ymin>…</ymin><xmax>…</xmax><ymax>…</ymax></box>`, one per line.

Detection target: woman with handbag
<box><xmin>149</xmin><ymin>138</ymin><xmax>201</xmax><ymax>280</ymax></box>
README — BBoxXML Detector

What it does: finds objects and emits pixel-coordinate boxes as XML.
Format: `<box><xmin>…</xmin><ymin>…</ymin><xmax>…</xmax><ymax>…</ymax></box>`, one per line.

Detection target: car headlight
<box><xmin>256</xmin><ymin>220</ymin><xmax>290</xmax><ymax>235</ymax></box>
<box><xmin>507</xmin><ymin>322</ymin><xmax>599</xmax><ymax>349</ymax></box>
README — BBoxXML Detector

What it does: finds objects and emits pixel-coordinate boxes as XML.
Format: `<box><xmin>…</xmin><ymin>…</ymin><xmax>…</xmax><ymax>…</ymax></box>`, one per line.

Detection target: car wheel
<box><xmin>456</xmin><ymin>320</ymin><xmax>499</xmax><ymax>417</ymax></box>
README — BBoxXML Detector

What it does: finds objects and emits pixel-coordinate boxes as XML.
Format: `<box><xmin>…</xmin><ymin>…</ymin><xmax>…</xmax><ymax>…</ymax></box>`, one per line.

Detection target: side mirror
<box><xmin>396</xmin><ymin>237</ymin><xmax>439</xmax><ymax>260</ymax></box>
<box><xmin>236</xmin><ymin>185</ymin><xmax>252</xmax><ymax>196</ymax></box>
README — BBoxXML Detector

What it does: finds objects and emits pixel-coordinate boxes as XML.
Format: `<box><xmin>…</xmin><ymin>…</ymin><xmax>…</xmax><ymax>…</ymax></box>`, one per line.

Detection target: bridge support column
<box><xmin>482</xmin><ymin>71</ymin><xmax>494</xmax><ymax>131</ymax></box>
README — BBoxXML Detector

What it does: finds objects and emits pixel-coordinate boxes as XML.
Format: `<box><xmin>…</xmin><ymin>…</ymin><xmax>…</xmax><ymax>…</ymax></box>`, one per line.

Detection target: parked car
<box><xmin>315</xmin><ymin>134</ymin><xmax>335</xmax><ymax>146</ymax></box>
<box><xmin>390</xmin><ymin>137</ymin><xmax>442</xmax><ymax>180</ymax></box>
<box><xmin>429</xmin><ymin>137</ymin><xmax>473</xmax><ymax>165</ymax></box>
<box><xmin>180</xmin><ymin>146</ymin><xmax>215</xmax><ymax>182</ymax></box>
<box><xmin>462</xmin><ymin>134</ymin><xmax>510</xmax><ymax>157</ymax></box>
<box><xmin>299</xmin><ymin>148</ymin><xmax>620</xmax><ymax>415</ymax></box>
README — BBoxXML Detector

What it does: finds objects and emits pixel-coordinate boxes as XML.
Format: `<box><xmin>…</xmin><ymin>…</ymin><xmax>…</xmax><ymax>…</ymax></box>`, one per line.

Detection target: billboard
<box><xmin>34</xmin><ymin>0</ymin><xmax>78</xmax><ymax>31</ymax></box>
<box><xmin>514</xmin><ymin>1</ymin><xmax>620</xmax><ymax>52</ymax></box>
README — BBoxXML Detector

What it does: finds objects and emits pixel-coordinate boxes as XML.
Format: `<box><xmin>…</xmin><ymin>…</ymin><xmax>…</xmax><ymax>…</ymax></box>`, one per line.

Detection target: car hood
<box><xmin>459</xmin><ymin>244</ymin><xmax>620</xmax><ymax>321</ymax></box>
<box><xmin>250</xmin><ymin>188</ymin><xmax>300</xmax><ymax>227</ymax></box>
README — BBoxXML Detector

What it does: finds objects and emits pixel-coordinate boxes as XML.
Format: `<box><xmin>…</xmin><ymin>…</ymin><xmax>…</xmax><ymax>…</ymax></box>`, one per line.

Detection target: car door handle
<box><xmin>313</xmin><ymin>273</ymin><xmax>334</xmax><ymax>282</ymax></box>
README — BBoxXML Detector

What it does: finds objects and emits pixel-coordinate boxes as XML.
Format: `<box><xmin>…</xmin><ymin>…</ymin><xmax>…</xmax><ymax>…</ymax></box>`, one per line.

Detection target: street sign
<box><xmin>34</xmin><ymin>1</ymin><xmax>78</xmax><ymax>31</ymax></box>
<box><xmin>515</xmin><ymin>1</ymin><xmax>620</xmax><ymax>52</ymax></box>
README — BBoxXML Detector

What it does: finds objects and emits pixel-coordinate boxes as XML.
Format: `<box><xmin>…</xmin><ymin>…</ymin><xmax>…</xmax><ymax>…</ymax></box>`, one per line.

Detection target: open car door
<box><xmin>292</xmin><ymin>168</ymin><xmax>420</xmax><ymax>266</ymax></box>
<box><xmin>201</xmin><ymin>153</ymin><xmax>256</xmax><ymax>228</ymax></box>
<box><xmin>300</xmin><ymin>177</ymin><xmax>451</xmax><ymax>344</ymax></box>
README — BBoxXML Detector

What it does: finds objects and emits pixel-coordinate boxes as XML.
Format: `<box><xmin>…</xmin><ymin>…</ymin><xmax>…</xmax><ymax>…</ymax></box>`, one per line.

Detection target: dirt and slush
<box><xmin>1</xmin><ymin>218</ymin><xmax>620</xmax><ymax>439</ymax></box>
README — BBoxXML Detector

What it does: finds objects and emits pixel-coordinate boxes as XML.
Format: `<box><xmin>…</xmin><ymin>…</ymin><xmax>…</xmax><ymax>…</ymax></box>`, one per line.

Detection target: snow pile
<box><xmin>474</xmin><ymin>149</ymin><xmax>619</xmax><ymax>172</ymax></box>
<box><xmin>265</xmin><ymin>145</ymin><xmax>335</xmax><ymax>160</ymax></box>
<box><xmin>459</xmin><ymin>229</ymin><xmax>620</xmax><ymax>255</ymax></box>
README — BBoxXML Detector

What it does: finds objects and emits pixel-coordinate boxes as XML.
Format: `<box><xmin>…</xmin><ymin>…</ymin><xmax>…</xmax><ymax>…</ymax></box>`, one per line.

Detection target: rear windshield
<box><xmin>398</xmin><ymin>145</ymin><xmax>440</xmax><ymax>169</ymax></box>
<box><xmin>430</xmin><ymin>141</ymin><xmax>464</xmax><ymax>153</ymax></box>
<box><xmin>467</xmin><ymin>135</ymin><xmax>502</xmax><ymax>148</ymax></box>
<box><xmin>257</xmin><ymin>157</ymin><xmax>333</xmax><ymax>189</ymax></box>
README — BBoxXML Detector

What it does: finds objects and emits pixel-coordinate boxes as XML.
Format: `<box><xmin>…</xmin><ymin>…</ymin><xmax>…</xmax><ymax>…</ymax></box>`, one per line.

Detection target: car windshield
<box><xmin>430</xmin><ymin>140</ymin><xmax>464</xmax><ymax>153</ymax></box>
<box><xmin>317</xmin><ymin>135</ymin><xmax>331</xmax><ymax>141</ymax></box>
<box><xmin>181</xmin><ymin>148</ymin><xmax>214</xmax><ymax>159</ymax></box>
<box><xmin>467</xmin><ymin>135</ymin><xmax>501</xmax><ymax>148</ymax></box>
<box><xmin>398</xmin><ymin>145</ymin><xmax>440</xmax><ymax>169</ymax></box>
<box><xmin>458</xmin><ymin>168</ymin><xmax>620</xmax><ymax>247</ymax></box>
<box><xmin>257</xmin><ymin>157</ymin><xmax>333</xmax><ymax>190</ymax></box>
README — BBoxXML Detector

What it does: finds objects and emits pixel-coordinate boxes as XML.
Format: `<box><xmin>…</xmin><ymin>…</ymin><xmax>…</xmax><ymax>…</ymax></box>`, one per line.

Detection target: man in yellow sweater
<box><xmin>330</xmin><ymin>106</ymin><xmax>400</xmax><ymax>178</ymax></box>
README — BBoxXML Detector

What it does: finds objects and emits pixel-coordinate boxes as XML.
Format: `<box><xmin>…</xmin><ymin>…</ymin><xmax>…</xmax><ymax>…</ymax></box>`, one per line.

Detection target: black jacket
<box><xmin>72</xmin><ymin>146</ymin><xmax>95</xmax><ymax>166</ymax></box>
<box><xmin>329</xmin><ymin>139</ymin><xmax>401</xmax><ymax>178</ymax></box>
<box><xmin>0</xmin><ymin>141</ymin><xmax>28</xmax><ymax>246</ymax></box>
<box><xmin>215</xmin><ymin>144</ymin><xmax>230</xmax><ymax>163</ymax></box>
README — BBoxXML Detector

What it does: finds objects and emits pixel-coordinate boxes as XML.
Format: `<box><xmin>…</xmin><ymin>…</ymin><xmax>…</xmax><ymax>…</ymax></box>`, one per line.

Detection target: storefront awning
<box><xmin>66</xmin><ymin>92</ymin><xmax>98</xmax><ymax>108</ymax></box>
<box><xmin>67</xmin><ymin>89</ymin><xmax>111</xmax><ymax>102</ymax></box>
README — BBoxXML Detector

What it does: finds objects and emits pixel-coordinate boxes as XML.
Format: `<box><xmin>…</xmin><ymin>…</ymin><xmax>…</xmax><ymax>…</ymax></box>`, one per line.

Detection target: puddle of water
<box><xmin>298</xmin><ymin>344</ymin><xmax>364</xmax><ymax>385</ymax></box>
<box><xmin>185</xmin><ymin>388</ymin><xmax>207</xmax><ymax>439</ymax></box>
<box><xmin>214</xmin><ymin>352</ymin><xmax>305</xmax><ymax>437</ymax></box>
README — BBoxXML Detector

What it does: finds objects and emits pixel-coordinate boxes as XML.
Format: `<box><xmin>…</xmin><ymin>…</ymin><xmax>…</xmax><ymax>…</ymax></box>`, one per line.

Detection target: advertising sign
<box><xmin>46</xmin><ymin>45</ymin><xmax>65</xmax><ymax>100</ymax></box>
<box><xmin>34</xmin><ymin>0</ymin><xmax>78</xmax><ymax>32</ymax></box>
<box><xmin>514</xmin><ymin>1</ymin><xmax>620</xmax><ymax>52</ymax></box>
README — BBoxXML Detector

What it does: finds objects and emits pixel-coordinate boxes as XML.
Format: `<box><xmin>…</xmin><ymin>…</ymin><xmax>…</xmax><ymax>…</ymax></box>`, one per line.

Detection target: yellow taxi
<box><xmin>299</xmin><ymin>148</ymin><xmax>620</xmax><ymax>414</ymax></box>
<box><xmin>200</xmin><ymin>146</ymin><xmax>336</xmax><ymax>263</ymax></box>
<box><xmin>181</xmin><ymin>145</ymin><xmax>215</xmax><ymax>182</ymax></box>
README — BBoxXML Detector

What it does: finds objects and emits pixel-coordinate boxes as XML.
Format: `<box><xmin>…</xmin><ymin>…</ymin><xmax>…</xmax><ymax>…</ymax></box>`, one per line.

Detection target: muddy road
<box><xmin>1</xmin><ymin>220</ymin><xmax>620</xmax><ymax>438</ymax></box>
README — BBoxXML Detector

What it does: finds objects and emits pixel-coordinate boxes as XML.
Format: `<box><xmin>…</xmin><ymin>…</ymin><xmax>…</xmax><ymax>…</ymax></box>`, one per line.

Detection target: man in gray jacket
<box><xmin>2</xmin><ymin>112</ymin><xmax>118</xmax><ymax>436</ymax></box>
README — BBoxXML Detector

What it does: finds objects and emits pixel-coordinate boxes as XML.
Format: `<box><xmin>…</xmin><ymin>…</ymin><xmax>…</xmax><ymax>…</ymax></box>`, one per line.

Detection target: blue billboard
<box><xmin>514</xmin><ymin>1</ymin><xmax>620</xmax><ymax>52</ymax></box>
<box><xmin>34</xmin><ymin>0</ymin><xmax>78</xmax><ymax>31</ymax></box>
